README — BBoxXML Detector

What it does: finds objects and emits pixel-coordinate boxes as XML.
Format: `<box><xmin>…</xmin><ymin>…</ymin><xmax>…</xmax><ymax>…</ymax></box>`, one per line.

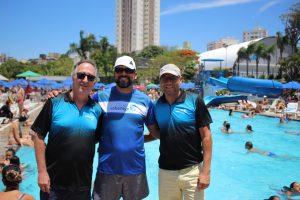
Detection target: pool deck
<box><xmin>0</xmin><ymin>102</ymin><xmax>43</xmax><ymax>157</ymax></box>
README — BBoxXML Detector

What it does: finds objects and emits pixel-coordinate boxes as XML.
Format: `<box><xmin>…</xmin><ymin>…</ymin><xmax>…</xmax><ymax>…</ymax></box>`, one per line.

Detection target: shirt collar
<box><xmin>160</xmin><ymin>90</ymin><xmax>186</xmax><ymax>104</ymax></box>
<box><xmin>63</xmin><ymin>90</ymin><xmax>95</xmax><ymax>106</ymax></box>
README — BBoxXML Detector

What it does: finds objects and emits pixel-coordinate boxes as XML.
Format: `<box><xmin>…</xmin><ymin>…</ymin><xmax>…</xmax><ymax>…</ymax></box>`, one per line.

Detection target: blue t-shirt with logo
<box><xmin>93</xmin><ymin>86</ymin><xmax>156</xmax><ymax>175</ymax></box>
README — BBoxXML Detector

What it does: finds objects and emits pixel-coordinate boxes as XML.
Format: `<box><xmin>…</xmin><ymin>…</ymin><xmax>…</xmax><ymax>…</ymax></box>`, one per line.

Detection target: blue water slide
<box><xmin>204</xmin><ymin>95</ymin><xmax>247</xmax><ymax>106</ymax></box>
<box><xmin>207</xmin><ymin>77</ymin><xmax>228</xmax><ymax>88</ymax></box>
<box><xmin>227</xmin><ymin>76</ymin><xmax>283</xmax><ymax>98</ymax></box>
<box><xmin>207</xmin><ymin>76</ymin><xmax>283</xmax><ymax>98</ymax></box>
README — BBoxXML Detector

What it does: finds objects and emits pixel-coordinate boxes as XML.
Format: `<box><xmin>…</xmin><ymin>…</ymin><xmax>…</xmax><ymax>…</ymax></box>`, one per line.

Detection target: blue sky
<box><xmin>0</xmin><ymin>0</ymin><xmax>298</xmax><ymax>59</ymax></box>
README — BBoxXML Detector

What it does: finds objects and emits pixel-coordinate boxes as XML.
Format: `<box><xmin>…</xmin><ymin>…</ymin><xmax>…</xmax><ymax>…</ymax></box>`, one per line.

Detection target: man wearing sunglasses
<box><xmin>32</xmin><ymin>60</ymin><xmax>102</xmax><ymax>200</ymax></box>
<box><xmin>155</xmin><ymin>64</ymin><xmax>212</xmax><ymax>200</ymax></box>
<box><xmin>92</xmin><ymin>55</ymin><xmax>160</xmax><ymax>200</ymax></box>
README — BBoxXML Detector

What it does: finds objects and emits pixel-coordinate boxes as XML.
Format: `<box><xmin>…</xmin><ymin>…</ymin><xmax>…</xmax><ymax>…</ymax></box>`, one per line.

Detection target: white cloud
<box><xmin>258</xmin><ymin>0</ymin><xmax>281</xmax><ymax>13</ymax></box>
<box><xmin>161</xmin><ymin>0</ymin><xmax>259</xmax><ymax>15</ymax></box>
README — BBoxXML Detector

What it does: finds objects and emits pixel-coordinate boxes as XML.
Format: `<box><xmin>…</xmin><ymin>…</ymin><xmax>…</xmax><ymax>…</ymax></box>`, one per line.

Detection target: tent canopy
<box><xmin>16</xmin><ymin>70</ymin><xmax>42</xmax><ymax>78</ymax></box>
<box><xmin>0</xmin><ymin>74</ymin><xmax>9</xmax><ymax>81</ymax></box>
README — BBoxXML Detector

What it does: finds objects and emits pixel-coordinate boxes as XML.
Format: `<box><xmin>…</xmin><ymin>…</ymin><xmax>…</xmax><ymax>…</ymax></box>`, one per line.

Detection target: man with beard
<box><xmin>92</xmin><ymin>55</ymin><xmax>160</xmax><ymax>200</ymax></box>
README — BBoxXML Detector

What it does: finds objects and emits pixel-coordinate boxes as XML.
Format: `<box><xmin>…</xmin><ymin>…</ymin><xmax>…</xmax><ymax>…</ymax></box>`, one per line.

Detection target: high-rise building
<box><xmin>116</xmin><ymin>0</ymin><xmax>160</xmax><ymax>54</ymax></box>
<box><xmin>207</xmin><ymin>37</ymin><xmax>239</xmax><ymax>51</ymax></box>
<box><xmin>243</xmin><ymin>27</ymin><xmax>268</xmax><ymax>42</ymax></box>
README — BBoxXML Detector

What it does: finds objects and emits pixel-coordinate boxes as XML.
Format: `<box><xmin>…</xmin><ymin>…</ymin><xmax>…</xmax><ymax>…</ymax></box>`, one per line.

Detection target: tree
<box><xmin>67</xmin><ymin>30</ymin><xmax>97</xmax><ymax>59</ymax></box>
<box><xmin>278</xmin><ymin>51</ymin><xmax>300</xmax><ymax>82</ymax></box>
<box><xmin>252</xmin><ymin>43</ymin><xmax>266</xmax><ymax>78</ymax></box>
<box><xmin>280</xmin><ymin>2</ymin><xmax>300</xmax><ymax>54</ymax></box>
<box><xmin>236</xmin><ymin>48</ymin><xmax>247</xmax><ymax>76</ymax></box>
<box><xmin>0</xmin><ymin>59</ymin><xmax>25</xmax><ymax>79</ymax></box>
<box><xmin>91</xmin><ymin>37</ymin><xmax>118</xmax><ymax>79</ymax></box>
<box><xmin>138</xmin><ymin>45</ymin><xmax>165</xmax><ymax>59</ymax></box>
<box><xmin>276</xmin><ymin>32</ymin><xmax>288</xmax><ymax>60</ymax></box>
<box><xmin>261</xmin><ymin>45</ymin><xmax>276</xmax><ymax>77</ymax></box>
<box><xmin>245</xmin><ymin>43</ymin><xmax>256</xmax><ymax>77</ymax></box>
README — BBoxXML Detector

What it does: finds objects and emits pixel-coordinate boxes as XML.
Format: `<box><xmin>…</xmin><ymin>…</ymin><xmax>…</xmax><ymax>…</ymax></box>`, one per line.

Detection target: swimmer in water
<box><xmin>245</xmin><ymin>141</ymin><xmax>276</xmax><ymax>157</ymax></box>
<box><xmin>246</xmin><ymin>125</ymin><xmax>253</xmax><ymax>133</ymax></box>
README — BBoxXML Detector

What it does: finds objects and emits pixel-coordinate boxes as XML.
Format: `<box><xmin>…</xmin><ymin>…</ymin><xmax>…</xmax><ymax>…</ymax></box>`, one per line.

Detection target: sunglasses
<box><xmin>115</xmin><ymin>67</ymin><xmax>135</xmax><ymax>74</ymax></box>
<box><xmin>160</xmin><ymin>76</ymin><xmax>179</xmax><ymax>82</ymax></box>
<box><xmin>76</xmin><ymin>72</ymin><xmax>96</xmax><ymax>81</ymax></box>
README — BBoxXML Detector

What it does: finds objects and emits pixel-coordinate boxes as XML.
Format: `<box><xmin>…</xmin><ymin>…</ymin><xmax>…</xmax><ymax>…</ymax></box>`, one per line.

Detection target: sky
<box><xmin>0</xmin><ymin>0</ymin><xmax>298</xmax><ymax>60</ymax></box>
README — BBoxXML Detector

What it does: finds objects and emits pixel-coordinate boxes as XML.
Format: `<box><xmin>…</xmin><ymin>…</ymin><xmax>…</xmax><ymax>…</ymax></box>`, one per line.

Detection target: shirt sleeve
<box><xmin>195</xmin><ymin>95</ymin><xmax>213</xmax><ymax>128</ymax></box>
<box><xmin>31</xmin><ymin>99</ymin><xmax>52</xmax><ymax>138</ymax></box>
<box><xmin>145</xmin><ymin>100</ymin><xmax>157</xmax><ymax>126</ymax></box>
<box><xmin>92</xmin><ymin>92</ymin><xmax>99</xmax><ymax>102</ymax></box>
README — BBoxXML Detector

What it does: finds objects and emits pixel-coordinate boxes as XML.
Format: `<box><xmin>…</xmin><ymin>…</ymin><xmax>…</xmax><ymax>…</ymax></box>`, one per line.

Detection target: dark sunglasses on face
<box><xmin>160</xmin><ymin>76</ymin><xmax>179</xmax><ymax>82</ymax></box>
<box><xmin>76</xmin><ymin>72</ymin><xmax>96</xmax><ymax>81</ymax></box>
<box><xmin>114</xmin><ymin>67</ymin><xmax>135</xmax><ymax>74</ymax></box>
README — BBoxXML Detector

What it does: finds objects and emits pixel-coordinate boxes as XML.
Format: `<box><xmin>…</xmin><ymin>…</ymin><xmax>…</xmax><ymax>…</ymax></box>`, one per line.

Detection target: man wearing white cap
<box><xmin>92</xmin><ymin>55</ymin><xmax>160</xmax><ymax>200</ymax></box>
<box><xmin>154</xmin><ymin>63</ymin><xmax>213</xmax><ymax>200</ymax></box>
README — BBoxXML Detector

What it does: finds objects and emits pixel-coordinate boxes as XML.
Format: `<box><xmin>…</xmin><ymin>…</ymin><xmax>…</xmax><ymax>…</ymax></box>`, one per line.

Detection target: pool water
<box><xmin>1</xmin><ymin>109</ymin><xmax>300</xmax><ymax>199</ymax></box>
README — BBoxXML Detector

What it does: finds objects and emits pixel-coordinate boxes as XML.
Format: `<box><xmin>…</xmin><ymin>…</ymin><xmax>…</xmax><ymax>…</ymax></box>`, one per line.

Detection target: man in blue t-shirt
<box><xmin>92</xmin><ymin>56</ymin><xmax>160</xmax><ymax>200</ymax></box>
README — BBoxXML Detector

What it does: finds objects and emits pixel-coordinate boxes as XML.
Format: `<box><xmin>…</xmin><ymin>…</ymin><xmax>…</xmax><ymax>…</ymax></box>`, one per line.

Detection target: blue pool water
<box><xmin>1</xmin><ymin>109</ymin><xmax>300</xmax><ymax>199</ymax></box>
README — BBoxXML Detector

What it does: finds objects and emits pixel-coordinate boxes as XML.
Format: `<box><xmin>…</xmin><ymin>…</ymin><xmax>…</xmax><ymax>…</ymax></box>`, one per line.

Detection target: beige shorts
<box><xmin>159</xmin><ymin>164</ymin><xmax>204</xmax><ymax>200</ymax></box>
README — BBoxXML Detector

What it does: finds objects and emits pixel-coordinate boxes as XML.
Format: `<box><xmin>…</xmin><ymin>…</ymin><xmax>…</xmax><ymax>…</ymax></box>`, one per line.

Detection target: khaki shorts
<box><xmin>159</xmin><ymin>164</ymin><xmax>204</xmax><ymax>200</ymax></box>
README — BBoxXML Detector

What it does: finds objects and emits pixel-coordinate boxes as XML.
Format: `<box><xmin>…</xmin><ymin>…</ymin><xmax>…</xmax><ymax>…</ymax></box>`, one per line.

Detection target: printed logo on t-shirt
<box><xmin>84</xmin><ymin>114</ymin><xmax>96</xmax><ymax>120</ymax></box>
<box><xmin>99</xmin><ymin>101</ymin><xmax>147</xmax><ymax>116</ymax></box>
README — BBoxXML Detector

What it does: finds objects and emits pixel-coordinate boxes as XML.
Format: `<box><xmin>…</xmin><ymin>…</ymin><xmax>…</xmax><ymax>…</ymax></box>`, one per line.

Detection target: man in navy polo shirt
<box><xmin>32</xmin><ymin>60</ymin><xmax>102</xmax><ymax>200</ymax></box>
<box><xmin>155</xmin><ymin>64</ymin><xmax>213</xmax><ymax>200</ymax></box>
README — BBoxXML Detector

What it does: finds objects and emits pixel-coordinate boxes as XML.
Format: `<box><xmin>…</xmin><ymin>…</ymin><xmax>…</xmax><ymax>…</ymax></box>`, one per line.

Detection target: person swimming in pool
<box><xmin>245</xmin><ymin>141</ymin><xmax>276</xmax><ymax>157</ymax></box>
<box><xmin>285</xmin><ymin>131</ymin><xmax>300</xmax><ymax>136</ymax></box>
<box><xmin>280</xmin><ymin>182</ymin><xmax>300</xmax><ymax>199</ymax></box>
<box><xmin>221</xmin><ymin>122</ymin><xmax>234</xmax><ymax>133</ymax></box>
<box><xmin>246</xmin><ymin>125</ymin><xmax>253</xmax><ymax>133</ymax></box>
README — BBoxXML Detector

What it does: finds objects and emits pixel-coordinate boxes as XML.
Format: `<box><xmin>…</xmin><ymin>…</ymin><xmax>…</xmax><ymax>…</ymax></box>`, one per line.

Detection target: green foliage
<box><xmin>0</xmin><ymin>59</ymin><xmax>25</xmax><ymax>79</ymax></box>
<box><xmin>280</xmin><ymin>2</ymin><xmax>300</xmax><ymax>54</ymax></box>
<box><xmin>91</xmin><ymin>37</ymin><xmax>118</xmax><ymax>78</ymax></box>
<box><xmin>259</xmin><ymin>74</ymin><xmax>265</xmax><ymax>79</ymax></box>
<box><xmin>278</xmin><ymin>51</ymin><xmax>300</xmax><ymax>82</ymax></box>
<box><xmin>138</xmin><ymin>45</ymin><xmax>165</xmax><ymax>59</ymax></box>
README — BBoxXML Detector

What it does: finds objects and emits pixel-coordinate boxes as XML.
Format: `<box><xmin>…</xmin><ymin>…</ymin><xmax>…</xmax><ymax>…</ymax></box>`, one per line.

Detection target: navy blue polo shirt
<box><xmin>31</xmin><ymin>91</ymin><xmax>102</xmax><ymax>191</ymax></box>
<box><xmin>155</xmin><ymin>91</ymin><xmax>212</xmax><ymax>170</ymax></box>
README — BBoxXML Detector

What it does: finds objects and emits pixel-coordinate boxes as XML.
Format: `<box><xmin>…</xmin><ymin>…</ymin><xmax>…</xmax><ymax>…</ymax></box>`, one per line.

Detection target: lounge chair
<box><xmin>285</xmin><ymin>102</ymin><xmax>299</xmax><ymax>117</ymax></box>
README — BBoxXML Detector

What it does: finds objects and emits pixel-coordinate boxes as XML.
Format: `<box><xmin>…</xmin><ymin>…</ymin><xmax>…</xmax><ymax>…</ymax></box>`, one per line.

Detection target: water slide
<box><xmin>203</xmin><ymin>76</ymin><xmax>283</xmax><ymax>106</ymax></box>
<box><xmin>204</xmin><ymin>94</ymin><xmax>247</xmax><ymax>106</ymax></box>
<box><xmin>207</xmin><ymin>76</ymin><xmax>283</xmax><ymax>98</ymax></box>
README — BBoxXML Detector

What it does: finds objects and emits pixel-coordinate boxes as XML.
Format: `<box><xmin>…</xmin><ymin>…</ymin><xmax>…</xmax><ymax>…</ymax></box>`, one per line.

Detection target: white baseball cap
<box><xmin>160</xmin><ymin>64</ymin><xmax>181</xmax><ymax>78</ymax></box>
<box><xmin>114</xmin><ymin>55</ymin><xmax>136</xmax><ymax>70</ymax></box>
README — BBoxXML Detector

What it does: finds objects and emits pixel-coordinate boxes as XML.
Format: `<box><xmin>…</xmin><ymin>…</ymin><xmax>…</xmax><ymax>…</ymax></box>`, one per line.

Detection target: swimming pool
<box><xmin>1</xmin><ymin>109</ymin><xmax>300</xmax><ymax>199</ymax></box>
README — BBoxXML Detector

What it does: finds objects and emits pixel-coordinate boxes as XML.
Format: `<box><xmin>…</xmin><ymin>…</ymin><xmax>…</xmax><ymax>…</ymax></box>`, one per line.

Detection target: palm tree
<box><xmin>67</xmin><ymin>31</ymin><xmax>97</xmax><ymax>59</ymax></box>
<box><xmin>236</xmin><ymin>48</ymin><xmax>247</xmax><ymax>76</ymax></box>
<box><xmin>92</xmin><ymin>37</ymin><xmax>118</xmax><ymax>78</ymax></box>
<box><xmin>245</xmin><ymin>43</ymin><xmax>256</xmax><ymax>77</ymax></box>
<box><xmin>252</xmin><ymin>43</ymin><xmax>266</xmax><ymax>78</ymax></box>
<box><xmin>262</xmin><ymin>45</ymin><xmax>276</xmax><ymax>77</ymax></box>
<box><xmin>276</xmin><ymin>32</ymin><xmax>288</xmax><ymax>60</ymax></box>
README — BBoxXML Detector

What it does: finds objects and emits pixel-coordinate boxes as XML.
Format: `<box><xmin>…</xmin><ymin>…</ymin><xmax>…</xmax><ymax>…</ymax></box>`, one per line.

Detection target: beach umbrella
<box><xmin>16</xmin><ymin>70</ymin><xmax>42</xmax><ymax>79</ymax></box>
<box><xmin>0</xmin><ymin>74</ymin><xmax>9</xmax><ymax>81</ymax></box>
<box><xmin>9</xmin><ymin>78</ymin><xmax>28</xmax><ymax>86</ymax></box>
<box><xmin>62</xmin><ymin>78</ymin><xmax>73</xmax><ymax>87</ymax></box>
<box><xmin>146</xmin><ymin>83</ymin><xmax>159</xmax><ymax>89</ymax></box>
<box><xmin>283</xmin><ymin>81</ymin><xmax>300</xmax><ymax>90</ymax></box>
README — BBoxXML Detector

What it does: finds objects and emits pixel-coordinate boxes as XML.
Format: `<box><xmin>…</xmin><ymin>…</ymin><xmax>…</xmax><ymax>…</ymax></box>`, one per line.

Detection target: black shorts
<box><xmin>93</xmin><ymin>173</ymin><xmax>149</xmax><ymax>200</ymax></box>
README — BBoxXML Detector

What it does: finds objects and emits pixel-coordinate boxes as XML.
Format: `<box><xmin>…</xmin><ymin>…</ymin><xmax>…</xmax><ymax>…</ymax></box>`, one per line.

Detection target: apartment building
<box><xmin>116</xmin><ymin>0</ymin><xmax>160</xmax><ymax>53</ymax></box>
